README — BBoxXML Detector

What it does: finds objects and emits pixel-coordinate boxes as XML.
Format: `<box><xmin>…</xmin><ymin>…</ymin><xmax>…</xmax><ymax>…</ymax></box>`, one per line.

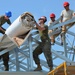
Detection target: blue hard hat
<box><xmin>5</xmin><ymin>11</ymin><xmax>12</xmax><ymax>18</ymax></box>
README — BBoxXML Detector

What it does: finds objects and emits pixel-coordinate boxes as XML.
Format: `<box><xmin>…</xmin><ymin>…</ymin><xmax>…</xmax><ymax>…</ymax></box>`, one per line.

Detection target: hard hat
<box><xmin>5</xmin><ymin>11</ymin><xmax>12</xmax><ymax>18</ymax></box>
<box><xmin>50</xmin><ymin>13</ymin><xmax>55</xmax><ymax>18</ymax></box>
<box><xmin>39</xmin><ymin>16</ymin><xmax>47</xmax><ymax>23</ymax></box>
<box><xmin>63</xmin><ymin>2</ymin><xmax>69</xmax><ymax>7</ymax></box>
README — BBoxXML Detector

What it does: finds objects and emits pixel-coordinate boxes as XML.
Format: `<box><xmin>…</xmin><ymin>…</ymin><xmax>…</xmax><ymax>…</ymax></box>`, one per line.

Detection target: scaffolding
<box><xmin>0</xmin><ymin>17</ymin><xmax>75</xmax><ymax>75</ymax></box>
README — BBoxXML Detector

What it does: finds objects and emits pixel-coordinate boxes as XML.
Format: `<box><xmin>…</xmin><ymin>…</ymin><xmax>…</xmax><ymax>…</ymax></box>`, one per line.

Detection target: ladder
<box><xmin>48</xmin><ymin>62</ymin><xmax>75</xmax><ymax>75</ymax></box>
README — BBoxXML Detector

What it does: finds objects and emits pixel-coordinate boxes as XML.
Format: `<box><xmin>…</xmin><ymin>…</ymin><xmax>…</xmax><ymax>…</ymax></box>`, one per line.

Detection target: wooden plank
<box><xmin>67</xmin><ymin>66</ymin><xmax>75</xmax><ymax>71</ymax></box>
<box><xmin>13</xmin><ymin>37</ymin><xmax>24</xmax><ymax>47</ymax></box>
<box><xmin>12</xmin><ymin>31</ymin><xmax>31</xmax><ymax>47</ymax></box>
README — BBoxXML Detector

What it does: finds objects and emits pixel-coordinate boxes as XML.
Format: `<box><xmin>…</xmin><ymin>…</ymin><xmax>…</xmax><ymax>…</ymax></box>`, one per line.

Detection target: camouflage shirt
<box><xmin>0</xmin><ymin>15</ymin><xmax>11</xmax><ymax>27</ymax></box>
<box><xmin>38</xmin><ymin>25</ymin><xmax>50</xmax><ymax>42</ymax></box>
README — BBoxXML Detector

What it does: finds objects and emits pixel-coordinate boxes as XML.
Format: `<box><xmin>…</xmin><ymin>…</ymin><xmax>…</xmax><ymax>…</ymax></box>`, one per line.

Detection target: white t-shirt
<box><xmin>48</xmin><ymin>20</ymin><xmax>60</xmax><ymax>30</ymax></box>
<box><xmin>48</xmin><ymin>20</ymin><xmax>53</xmax><ymax>26</ymax></box>
<box><xmin>60</xmin><ymin>9</ymin><xmax>74</xmax><ymax>22</ymax></box>
<box><xmin>48</xmin><ymin>20</ymin><xmax>59</xmax><ymax>26</ymax></box>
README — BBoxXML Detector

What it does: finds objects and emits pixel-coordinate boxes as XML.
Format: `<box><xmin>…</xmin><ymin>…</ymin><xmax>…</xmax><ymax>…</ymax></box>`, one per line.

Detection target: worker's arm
<box><xmin>34</xmin><ymin>21</ymin><xmax>45</xmax><ymax>31</ymax></box>
<box><xmin>60</xmin><ymin>16</ymin><xmax>63</xmax><ymax>23</ymax></box>
<box><xmin>0</xmin><ymin>27</ymin><xmax>5</xmax><ymax>34</ymax></box>
<box><xmin>7</xmin><ymin>19</ymin><xmax>11</xmax><ymax>25</ymax></box>
<box><xmin>60</xmin><ymin>10</ymin><xmax>64</xmax><ymax>23</ymax></box>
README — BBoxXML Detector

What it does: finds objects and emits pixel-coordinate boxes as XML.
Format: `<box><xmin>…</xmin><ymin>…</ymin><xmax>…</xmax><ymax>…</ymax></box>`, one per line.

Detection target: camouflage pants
<box><xmin>0</xmin><ymin>49</ymin><xmax>9</xmax><ymax>71</ymax></box>
<box><xmin>33</xmin><ymin>40</ymin><xmax>53</xmax><ymax>68</ymax></box>
<box><xmin>0</xmin><ymin>28</ymin><xmax>9</xmax><ymax>71</ymax></box>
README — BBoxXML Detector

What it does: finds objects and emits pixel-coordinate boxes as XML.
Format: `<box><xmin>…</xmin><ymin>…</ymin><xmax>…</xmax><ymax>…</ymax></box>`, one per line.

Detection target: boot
<box><xmin>4</xmin><ymin>65</ymin><xmax>9</xmax><ymax>71</ymax></box>
<box><xmin>34</xmin><ymin>64</ymin><xmax>42</xmax><ymax>71</ymax></box>
<box><xmin>48</xmin><ymin>67</ymin><xmax>53</xmax><ymax>72</ymax></box>
<box><xmin>3</xmin><ymin>61</ymin><xmax>9</xmax><ymax>71</ymax></box>
<box><xmin>50</xmin><ymin>67</ymin><xmax>53</xmax><ymax>71</ymax></box>
<box><xmin>4</xmin><ymin>67</ymin><xmax>9</xmax><ymax>71</ymax></box>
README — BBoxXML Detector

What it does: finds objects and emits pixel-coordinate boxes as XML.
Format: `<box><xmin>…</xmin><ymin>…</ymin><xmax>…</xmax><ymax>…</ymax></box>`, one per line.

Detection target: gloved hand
<box><xmin>34</xmin><ymin>19</ymin><xmax>37</xmax><ymax>24</ymax></box>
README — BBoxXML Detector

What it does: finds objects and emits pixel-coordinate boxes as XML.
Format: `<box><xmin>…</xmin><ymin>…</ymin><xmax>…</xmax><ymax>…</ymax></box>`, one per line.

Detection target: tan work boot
<box><xmin>34</xmin><ymin>65</ymin><xmax>42</xmax><ymax>71</ymax></box>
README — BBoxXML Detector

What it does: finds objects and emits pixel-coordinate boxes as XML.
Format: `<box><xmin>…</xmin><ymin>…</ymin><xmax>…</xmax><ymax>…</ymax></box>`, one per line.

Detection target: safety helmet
<box><xmin>63</xmin><ymin>2</ymin><xmax>69</xmax><ymax>7</ymax></box>
<box><xmin>39</xmin><ymin>16</ymin><xmax>47</xmax><ymax>23</ymax></box>
<box><xmin>5</xmin><ymin>11</ymin><xmax>12</xmax><ymax>18</ymax></box>
<box><xmin>50</xmin><ymin>13</ymin><xmax>55</xmax><ymax>18</ymax></box>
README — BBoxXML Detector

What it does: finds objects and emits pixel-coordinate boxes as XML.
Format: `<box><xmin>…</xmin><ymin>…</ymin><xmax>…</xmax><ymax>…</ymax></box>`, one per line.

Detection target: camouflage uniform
<box><xmin>0</xmin><ymin>15</ymin><xmax>11</xmax><ymax>71</ymax></box>
<box><xmin>33</xmin><ymin>25</ymin><xmax>53</xmax><ymax>69</ymax></box>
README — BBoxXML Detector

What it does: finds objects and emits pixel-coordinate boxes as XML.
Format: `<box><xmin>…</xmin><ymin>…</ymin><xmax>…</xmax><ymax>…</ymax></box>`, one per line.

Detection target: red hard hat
<box><xmin>50</xmin><ymin>13</ymin><xmax>55</xmax><ymax>18</ymax></box>
<box><xmin>63</xmin><ymin>2</ymin><xmax>69</xmax><ymax>7</ymax></box>
<box><xmin>39</xmin><ymin>16</ymin><xmax>47</xmax><ymax>23</ymax></box>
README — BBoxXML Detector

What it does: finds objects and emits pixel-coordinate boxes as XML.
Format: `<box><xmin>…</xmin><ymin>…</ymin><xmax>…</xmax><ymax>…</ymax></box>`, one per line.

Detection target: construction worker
<box><xmin>61</xmin><ymin>2</ymin><xmax>75</xmax><ymax>33</ymax></box>
<box><xmin>0</xmin><ymin>11</ymin><xmax>12</xmax><ymax>71</ymax></box>
<box><xmin>48</xmin><ymin>13</ymin><xmax>61</xmax><ymax>45</ymax></box>
<box><xmin>60</xmin><ymin>2</ymin><xmax>75</xmax><ymax>44</ymax></box>
<box><xmin>33</xmin><ymin>16</ymin><xmax>53</xmax><ymax>71</ymax></box>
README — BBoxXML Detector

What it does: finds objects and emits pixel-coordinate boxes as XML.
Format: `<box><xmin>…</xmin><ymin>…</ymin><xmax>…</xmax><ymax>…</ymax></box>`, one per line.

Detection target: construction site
<box><xmin>0</xmin><ymin>11</ymin><xmax>75</xmax><ymax>75</ymax></box>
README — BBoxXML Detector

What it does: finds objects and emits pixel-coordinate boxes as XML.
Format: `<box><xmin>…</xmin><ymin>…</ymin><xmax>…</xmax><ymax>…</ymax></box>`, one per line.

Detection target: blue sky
<box><xmin>0</xmin><ymin>0</ymin><xmax>75</xmax><ymax>29</ymax></box>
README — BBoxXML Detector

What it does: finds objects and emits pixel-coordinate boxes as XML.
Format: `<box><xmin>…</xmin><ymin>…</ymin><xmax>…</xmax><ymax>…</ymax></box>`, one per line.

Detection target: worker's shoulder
<box><xmin>44</xmin><ymin>24</ymin><xmax>48</xmax><ymax>29</ymax></box>
<box><xmin>61</xmin><ymin>9</ymin><xmax>66</xmax><ymax>13</ymax></box>
<box><xmin>62</xmin><ymin>9</ymin><xmax>74</xmax><ymax>13</ymax></box>
<box><xmin>0</xmin><ymin>15</ymin><xmax>4</xmax><ymax>18</ymax></box>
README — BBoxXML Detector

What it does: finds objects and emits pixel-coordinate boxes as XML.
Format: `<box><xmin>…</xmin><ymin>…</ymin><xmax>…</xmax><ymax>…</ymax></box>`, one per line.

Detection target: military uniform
<box><xmin>33</xmin><ymin>25</ymin><xmax>53</xmax><ymax>70</ymax></box>
<box><xmin>0</xmin><ymin>15</ymin><xmax>11</xmax><ymax>71</ymax></box>
<box><xmin>0</xmin><ymin>15</ymin><xmax>11</xmax><ymax>34</ymax></box>
<box><xmin>0</xmin><ymin>50</ymin><xmax>9</xmax><ymax>71</ymax></box>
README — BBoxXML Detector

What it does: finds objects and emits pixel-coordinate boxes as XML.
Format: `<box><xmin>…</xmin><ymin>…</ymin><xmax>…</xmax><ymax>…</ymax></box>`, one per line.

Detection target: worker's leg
<box><xmin>50</xmin><ymin>35</ymin><xmax>55</xmax><ymax>45</ymax></box>
<box><xmin>48</xmin><ymin>30</ymin><xmax>55</xmax><ymax>45</ymax></box>
<box><xmin>62</xmin><ymin>25</ymin><xmax>66</xmax><ymax>33</ymax></box>
<box><xmin>2</xmin><ymin>52</ymin><xmax>9</xmax><ymax>71</ymax></box>
<box><xmin>0</xmin><ymin>56</ymin><xmax>1</xmax><ymax>60</ymax></box>
<box><xmin>43</xmin><ymin>41</ymin><xmax>53</xmax><ymax>71</ymax></box>
<box><xmin>61</xmin><ymin>26</ymin><xmax>66</xmax><ymax>45</ymax></box>
<box><xmin>33</xmin><ymin>43</ymin><xmax>43</xmax><ymax>71</ymax></box>
<box><xmin>67</xmin><ymin>22</ymin><xmax>75</xmax><ymax>28</ymax></box>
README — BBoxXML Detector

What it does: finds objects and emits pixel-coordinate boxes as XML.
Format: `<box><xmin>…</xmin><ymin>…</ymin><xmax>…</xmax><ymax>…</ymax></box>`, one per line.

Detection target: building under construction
<box><xmin>0</xmin><ymin>13</ymin><xmax>75</xmax><ymax>75</ymax></box>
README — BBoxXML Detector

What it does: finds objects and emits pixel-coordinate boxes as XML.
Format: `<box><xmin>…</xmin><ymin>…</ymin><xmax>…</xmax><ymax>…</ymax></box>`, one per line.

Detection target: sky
<box><xmin>0</xmin><ymin>0</ymin><xmax>75</xmax><ymax>71</ymax></box>
<box><xmin>0</xmin><ymin>0</ymin><xmax>75</xmax><ymax>29</ymax></box>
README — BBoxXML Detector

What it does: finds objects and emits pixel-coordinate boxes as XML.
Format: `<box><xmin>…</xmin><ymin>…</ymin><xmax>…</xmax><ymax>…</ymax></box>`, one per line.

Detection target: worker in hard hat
<box><xmin>48</xmin><ymin>13</ymin><xmax>61</xmax><ymax>45</ymax></box>
<box><xmin>0</xmin><ymin>11</ymin><xmax>12</xmax><ymax>34</ymax></box>
<box><xmin>0</xmin><ymin>11</ymin><xmax>12</xmax><ymax>71</ymax></box>
<box><xmin>60</xmin><ymin>2</ymin><xmax>75</xmax><ymax>44</ymax></box>
<box><xmin>33</xmin><ymin>16</ymin><xmax>53</xmax><ymax>71</ymax></box>
<box><xmin>61</xmin><ymin>2</ymin><xmax>75</xmax><ymax>24</ymax></box>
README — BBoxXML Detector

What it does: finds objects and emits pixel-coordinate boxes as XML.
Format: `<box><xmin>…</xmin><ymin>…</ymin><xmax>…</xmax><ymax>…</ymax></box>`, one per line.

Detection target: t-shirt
<box><xmin>48</xmin><ymin>20</ymin><xmax>53</xmax><ymax>27</ymax></box>
<box><xmin>60</xmin><ymin>9</ymin><xmax>74</xmax><ymax>22</ymax></box>
<box><xmin>48</xmin><ymin>20</ymin><xmax>59</xmax><ymax>30</ymax></box>
<box><xmin>0</xmin><ymin>15</ymin><xmax>11</xmax><ymax>27</ymax></box>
